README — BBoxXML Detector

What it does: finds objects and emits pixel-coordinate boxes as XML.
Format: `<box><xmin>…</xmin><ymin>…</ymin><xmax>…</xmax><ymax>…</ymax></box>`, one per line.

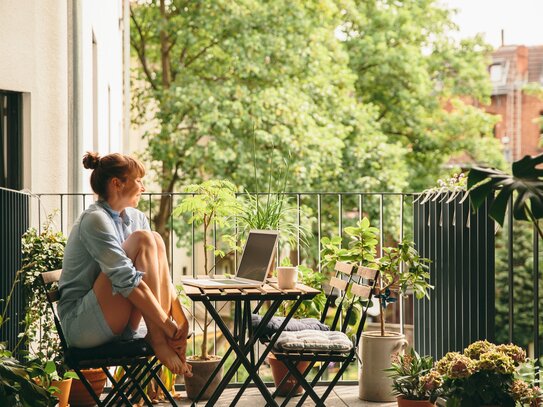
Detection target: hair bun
<box><xmin>82</xmin><ymin>152</ymin><xmax>101</xmax><ymax>170</ymax></box>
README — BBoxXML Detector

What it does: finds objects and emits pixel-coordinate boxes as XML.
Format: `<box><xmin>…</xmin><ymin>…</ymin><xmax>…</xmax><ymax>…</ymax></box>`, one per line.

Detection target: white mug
<box><xmin>277</xmin><ymin>266</ymin><xmax>301</xmax><ymax>289</ymax></box>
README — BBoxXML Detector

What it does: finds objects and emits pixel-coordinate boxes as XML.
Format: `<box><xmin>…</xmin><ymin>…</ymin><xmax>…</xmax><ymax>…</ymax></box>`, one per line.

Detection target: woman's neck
<box><xmin>103</xmin><ymin>197</ymin><xmax>125</xmax><ymax>213</ymax></box>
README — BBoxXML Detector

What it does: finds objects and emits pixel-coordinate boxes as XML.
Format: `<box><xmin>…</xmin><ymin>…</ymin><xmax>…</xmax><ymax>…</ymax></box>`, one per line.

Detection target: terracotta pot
<box><xmin>397</xmin><ymin>395</ymin><xmax>435</xmax><ymax>407</ymax></box>
<box><xmin>184</xmin><ymin>356</ymin><xmax>223</xmax><ymax>401</ymax></box>
<box><xmin>359</xmin><ymin>331</ymin><xmax>408</xmax><ymax>402</ymax></box>
<box><xmin>51</xmin><ymin>378</ymin><xmax>73</xmax><ymax>407</ymax></box>
<box><xmin>69</xmin><ymin>368</ymin><xmax>107</xmax><ymax>406</ymax></box>
<box><xmin>268</xmin><ymin>352</ymin><xmax>311</xmax><ymax>397</ymax></box>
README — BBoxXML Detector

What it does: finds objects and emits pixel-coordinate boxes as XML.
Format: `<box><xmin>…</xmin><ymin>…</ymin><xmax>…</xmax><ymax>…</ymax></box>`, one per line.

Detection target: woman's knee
<box><xmin>123</xmin><ymin>230</ymin><xmax>157</xmax><ymax>260</ymax></box>
<box><xmin>152</xmin><ymin>232</ymin><xmax>167</xmax><ymax>257</ymax></box>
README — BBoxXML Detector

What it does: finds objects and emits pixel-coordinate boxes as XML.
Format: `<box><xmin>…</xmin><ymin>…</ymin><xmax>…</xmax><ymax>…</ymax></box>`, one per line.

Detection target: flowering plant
<box><xmin>431</xmin><ymin>340</ymin><xmax>540</xmax><ymax>406</ymax></box>
<box><xmin>386</xmin><ymin>347</ymin><xmax>442</xmax><ymax>400</ymax></box>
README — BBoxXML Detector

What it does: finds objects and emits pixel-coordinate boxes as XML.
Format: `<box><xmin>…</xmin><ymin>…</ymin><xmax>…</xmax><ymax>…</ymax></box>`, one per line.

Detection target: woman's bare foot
<box><xmin>145</xmin><ymin>333</ymin><xmax>184</xmax><ymax>375</ymax></box>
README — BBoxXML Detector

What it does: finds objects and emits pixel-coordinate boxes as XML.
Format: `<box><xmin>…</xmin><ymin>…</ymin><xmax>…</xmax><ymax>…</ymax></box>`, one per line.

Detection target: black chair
<box><xmin>271</xmin><ymin>262</ymin><xmax>379</xmax><ymax>407</ymax></box>
<box><xmin>39</xmin><ymin>269</ymin><xmax>178</xmax><ymax>406</ymax></box>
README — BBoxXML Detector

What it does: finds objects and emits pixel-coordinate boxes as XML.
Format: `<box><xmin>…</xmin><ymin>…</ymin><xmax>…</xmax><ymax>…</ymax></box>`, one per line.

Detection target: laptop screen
<box><xmin>236</xmin><ymin>231</ymin><xmax>278</xmax><ymax>281</ymax></box>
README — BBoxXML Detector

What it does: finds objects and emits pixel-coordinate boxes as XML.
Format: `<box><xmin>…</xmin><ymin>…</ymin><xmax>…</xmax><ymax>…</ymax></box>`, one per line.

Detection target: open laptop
<box><xmin>181</xmin><ymin>230</ymin><xmax>279</xmax><ymax>289</ymax></box>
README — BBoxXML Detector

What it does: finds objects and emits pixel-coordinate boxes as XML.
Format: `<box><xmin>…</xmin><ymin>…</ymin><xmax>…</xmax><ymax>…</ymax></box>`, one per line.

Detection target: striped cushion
<box><xmin>274</xmin><ymin>330</ymin><xmax>353</xmax><ymax>352</ymax></box>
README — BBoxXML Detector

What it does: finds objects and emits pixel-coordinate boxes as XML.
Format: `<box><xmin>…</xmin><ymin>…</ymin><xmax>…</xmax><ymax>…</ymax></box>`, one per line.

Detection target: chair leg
<box><xmin>319</xmin><ymin>354</ymin><xmax>355</xmax><ymax>403</ymax></box>
<box><xmin>278</xmin><ymin>359</ymin><xmax>317</xmax><ymax>407</ymax></box>
<box><xmin>281</xmin><ymin>358</ymin><xmax>325</xmax><ymax>407</ymax></box>
<box><xmin>102</xmin><ymin>362</ymin><xmax>148</xmax><ymax>406</ymax></box>
<box><xmin>295</xmin><ymin>359</ymin><xmax>331</xmax><ymax>406</ymax></box>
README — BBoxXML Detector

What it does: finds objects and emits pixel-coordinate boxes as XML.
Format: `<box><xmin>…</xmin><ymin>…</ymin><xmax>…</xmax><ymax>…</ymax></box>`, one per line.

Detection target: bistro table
<box><xmin>183</xmin><ymin>277</ymin><xmax>320</xmax><ymax>407</ymax></box>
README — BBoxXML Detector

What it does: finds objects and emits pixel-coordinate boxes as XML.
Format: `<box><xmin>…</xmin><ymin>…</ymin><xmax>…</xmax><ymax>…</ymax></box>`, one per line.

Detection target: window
<box><xmin>489</xmin><ymin>63</ymin><xmax>504</xmax><ymax>83</ymax></box>
<box><xmin>0</xmin><ymin>91</ymin><xmax>23</xmax><ymax>189</ymax></box>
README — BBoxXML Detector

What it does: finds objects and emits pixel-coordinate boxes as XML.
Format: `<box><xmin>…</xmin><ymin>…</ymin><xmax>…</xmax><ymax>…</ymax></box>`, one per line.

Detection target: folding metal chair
<box><xmin>271</xmin><ymin>263</ymin><xmax>379</xmax><ymax>407</ymax></box>
<box><xmin>39</xmin><ymin>269</ymin><xmax>178</xmax><ymax>406</ymax></box>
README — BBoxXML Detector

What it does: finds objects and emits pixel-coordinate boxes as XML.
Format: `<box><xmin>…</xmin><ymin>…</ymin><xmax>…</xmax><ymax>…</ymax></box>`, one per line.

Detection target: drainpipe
<box><xmin>68</xmin><ymin>0</ymin><xmax>83</xmax><ymax>220</ymax></box>
<box><xmin>122</xmin><ymin>0</ymin><xmax>130</xmax><ymax>153</ymax></box>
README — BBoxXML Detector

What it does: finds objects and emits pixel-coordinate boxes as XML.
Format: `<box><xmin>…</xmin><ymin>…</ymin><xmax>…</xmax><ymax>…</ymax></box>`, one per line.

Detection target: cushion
<box><xmin>252</xmin><ymin>314</ymin><xmax>329</xmax><ymax>338</ymax></box>
<box><xmin>274</xmin><ymin>330</ymin><xmax>353</xmax><ymax>353</ymax></box>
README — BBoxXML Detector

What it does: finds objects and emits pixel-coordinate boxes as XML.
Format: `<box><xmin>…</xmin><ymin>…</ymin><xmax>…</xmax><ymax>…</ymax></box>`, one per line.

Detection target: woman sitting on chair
<box><xmin>58</xmin><ymin>151</ymin><xmax>192</xmax><ymax>376</ymax></box>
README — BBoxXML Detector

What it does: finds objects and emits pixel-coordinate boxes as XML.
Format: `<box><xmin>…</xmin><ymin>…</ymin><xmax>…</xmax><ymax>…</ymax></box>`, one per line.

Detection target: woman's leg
<box><xmin>93</xmin><ymin>230</ymin><xmax>186</xmax><ymax>374</ymax></box>
<box><xmin>152</xmin><ymin>232</ymin><xmax>190</xmax><ymax>364</ymax></box>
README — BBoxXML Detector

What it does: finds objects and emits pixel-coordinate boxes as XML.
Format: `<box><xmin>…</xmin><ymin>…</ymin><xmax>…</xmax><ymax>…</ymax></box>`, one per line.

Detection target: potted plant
<box><xmin>320</xmin><ymin>217</ymin><xmax>432</xmax><ymax>401</ymax></box>
<box><xmin>0</xmin><ymin>270</ymin><xmax>55</xmax><ymax>407</ymax></box>
<box><xmin>173</xmin><ymin>180</ymin><xmax>240</xmax><ymax>400</ymax></box>
<box><xmin>267</xmin><ymin>261</ymin><xmax>327</xmax><ymax>396</ymax></box>
<box><xmin>433</xmin><ymin>340</ymin><xmax>539</xmax><ymax>406</ymax></box>
<box><xmin>236</xmin><ymin>146</ymin><xmax>309</xmax><ymax>271</ymax></box>
<box><xmin>17</xmin><ymin>214</ymin><xmax>82</xmax><ymax>407</ymax></box>
<box><xmin>386</xmin><ymin>347</ymin><xmax>441</xmax><ymax>406</ymax></box>
<box><xmin>360</xmin><ymin>240</ymin><xmax>432</xmax><ymax>402</ymax></box>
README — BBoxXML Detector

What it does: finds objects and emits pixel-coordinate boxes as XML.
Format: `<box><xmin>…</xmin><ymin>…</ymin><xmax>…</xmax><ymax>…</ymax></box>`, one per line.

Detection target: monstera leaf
<box><xmin>467</xmin><ymin>154</ymin><xmax>543</xmax><ymax>228</ymax></box>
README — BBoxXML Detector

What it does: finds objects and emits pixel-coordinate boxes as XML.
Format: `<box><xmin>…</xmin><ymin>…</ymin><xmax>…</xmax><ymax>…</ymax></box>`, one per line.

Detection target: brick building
<box><xmin>486</xmin><ymin>45</ymin><xmax>543</xmax><ymax>162</ymax></box>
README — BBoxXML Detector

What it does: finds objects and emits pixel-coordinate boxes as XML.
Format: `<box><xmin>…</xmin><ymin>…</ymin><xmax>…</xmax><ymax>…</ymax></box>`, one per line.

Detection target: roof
<box><xmin>490</xmin><ymin>45</ymin><xmax>543</xmax><ymax>95</ymax></box>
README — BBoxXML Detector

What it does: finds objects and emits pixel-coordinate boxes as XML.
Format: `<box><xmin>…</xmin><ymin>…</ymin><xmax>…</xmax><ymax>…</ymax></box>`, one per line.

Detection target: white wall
<box><xmin>0</xmin><ymin>0</ymin><xmax>126</xmax><ymax>195</ymax></box>
<box><xmin>0</xmin><ymin>0</ymin><xmax>69</xmax><ymax>193</ymax></box>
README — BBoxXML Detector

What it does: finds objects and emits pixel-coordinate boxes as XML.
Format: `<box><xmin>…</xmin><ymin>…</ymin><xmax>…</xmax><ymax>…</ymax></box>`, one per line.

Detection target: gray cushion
<box><xmin>274</xmin><ymin>330</ymin><xmax>353</xmax><ymax>352</ymax></box>
<box><xmin>252</xmin><ymin>314</ymin><xmax>329</xmax><ymax>337</ymax></box>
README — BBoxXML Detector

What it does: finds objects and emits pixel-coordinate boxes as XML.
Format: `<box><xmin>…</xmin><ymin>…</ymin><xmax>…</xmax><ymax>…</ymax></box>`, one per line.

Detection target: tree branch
<box><xmin>184</xmin><ymin>40</ymin><xmax>220</xmax><ymax>68</ymax></box>
<box><xmin>130</xmin><ymin>6</ymin><xmax>158</xmax><ymax>91</ymax></box>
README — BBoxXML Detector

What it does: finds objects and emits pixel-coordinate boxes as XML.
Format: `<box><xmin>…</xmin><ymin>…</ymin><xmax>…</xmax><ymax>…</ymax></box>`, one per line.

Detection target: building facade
<box><xmin>487</xmin><ymin>45</ymin><xmax>543</xmax><ymax>162</ymax></box>
<box><xmin>0</xmin><ymin>0</ymin><xmax>130</xmax><ymax>195</ymax></box>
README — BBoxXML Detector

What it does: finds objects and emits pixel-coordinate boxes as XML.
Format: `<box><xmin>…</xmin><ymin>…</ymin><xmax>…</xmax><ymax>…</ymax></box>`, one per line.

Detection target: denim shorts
<box><xmin>60</xmin><ymin>289</ymin><xmax>136</xmax><ymax>348</ymax></box>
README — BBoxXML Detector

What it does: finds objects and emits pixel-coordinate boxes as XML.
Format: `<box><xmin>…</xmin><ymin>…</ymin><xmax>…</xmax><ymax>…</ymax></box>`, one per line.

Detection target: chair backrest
<box><xmin>320</xmin><ymin>261</ymin><xmax>355</xmax><ymax>331</ymax></box>
<box><xmin>350</xmin><ymin>265</ymin><xmax>380</xmax><ymax>344</ymax></box>
<box><xmin>39</xmin><ymin>269</ymin><xmax>69</xmax><ymax>351</ymax></box>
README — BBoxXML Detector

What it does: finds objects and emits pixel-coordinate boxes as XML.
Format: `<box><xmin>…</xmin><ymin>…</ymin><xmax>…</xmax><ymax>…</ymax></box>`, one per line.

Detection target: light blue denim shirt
<box><xmin>58</xmin><ymin>200</ymin><xmax>150</xmax><ymax>320</ymax></box>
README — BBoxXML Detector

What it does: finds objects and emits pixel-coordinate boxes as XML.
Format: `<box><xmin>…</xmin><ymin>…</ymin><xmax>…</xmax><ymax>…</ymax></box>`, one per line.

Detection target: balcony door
<box><xmin>0</xmin><ymin>91</ymin><xmax>23</xmax><ymax>189</ymax></box>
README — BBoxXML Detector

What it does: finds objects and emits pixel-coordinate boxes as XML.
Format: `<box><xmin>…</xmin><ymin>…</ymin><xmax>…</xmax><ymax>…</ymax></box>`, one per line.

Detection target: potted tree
<box><xmin>173</xmin><ymin>180</ymin><xmax>240</xmax><ymax>400</ymax></box>
<box><xmin>360</xmin><ymin>240</ymin><xmax>432</xmax><ymax>402</ymax></box>
<box><xmin>320</xmin><ymin>217</ymin><xmax>432</xmax><ymax>402</ymax></box>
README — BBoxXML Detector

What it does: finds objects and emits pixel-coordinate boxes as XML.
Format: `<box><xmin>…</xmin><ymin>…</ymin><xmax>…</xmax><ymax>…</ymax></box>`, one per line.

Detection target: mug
<box><xmin>277</xmin><ymin>266</ymin><xmax>301</xmax><ymax>289</ymax></box>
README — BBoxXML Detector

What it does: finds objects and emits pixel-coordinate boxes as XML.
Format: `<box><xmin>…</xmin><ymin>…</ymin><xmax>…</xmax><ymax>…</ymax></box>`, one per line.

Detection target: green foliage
<box><xmin>173</xmin><ymin>180</ymin><xmax>240</xmax><ymax>359</ymax></box>
<box><xmin>0</xmin><ymin>344</ymin><xmax>54</xmax><ymax>407</ymax></box>
<box><xmin>386</xmin><ymin>347</ymin><xmax>438</xmax><ymax>400</ymax></box>
<box><xmin>0</xmin><ymin>276</ymin><xmax>54</xmax><ymax>406</ymax></box>
<box><xmin>18</xmin><ymin>213</ymin><xmax>69</xmax><ymax>386</ymax></box>
<box><xmin>279</xmin><ymin>265</ymin><xmax>327</xmax><ymax>319</ymax></box>
<box><xmin>343</xmin><ymin>0</ymin><xmax>504</xmax><ymax>191</ymax></box>
<box><xmin>320</xmin><ymin>218</ymin><xmax>380</xmax><ymax>273</ymax></box>
<box><xmin>468</xmin><ymin>154</ymin><xmax>543</xmax><ymax>229</ymax></box>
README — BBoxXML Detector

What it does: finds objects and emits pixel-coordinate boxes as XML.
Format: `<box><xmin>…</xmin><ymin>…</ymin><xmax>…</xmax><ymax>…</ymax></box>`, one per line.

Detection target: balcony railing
<box><xmin>3</xmin><ymin>186</ymin><xmax>542</xmax><ymax>385</ymax></box>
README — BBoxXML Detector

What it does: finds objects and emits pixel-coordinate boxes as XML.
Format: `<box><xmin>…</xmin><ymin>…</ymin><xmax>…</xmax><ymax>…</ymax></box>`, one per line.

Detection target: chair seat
<box><xmin>273</xmin><ymin>330</ymin><xmax>353</xmax><ymax>353</ymax></box>
<box><xmin>65</xmin><ymin>338</ymin><xmax>154</xmax><ymax>368</ymax></box>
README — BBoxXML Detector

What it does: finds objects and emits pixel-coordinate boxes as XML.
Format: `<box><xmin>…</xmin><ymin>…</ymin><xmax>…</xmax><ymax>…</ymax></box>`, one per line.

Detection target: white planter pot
<box><xmin>359</xmin><ymin>331</ymin><xmax>408</xmax><ymax>402</ymax></box>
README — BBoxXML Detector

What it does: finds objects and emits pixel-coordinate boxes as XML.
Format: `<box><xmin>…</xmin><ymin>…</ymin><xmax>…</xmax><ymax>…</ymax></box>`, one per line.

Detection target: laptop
<box><xmin>181</xmin><ymin>230</ymin><xmax>279</xmax><ymax>289</ymax></box>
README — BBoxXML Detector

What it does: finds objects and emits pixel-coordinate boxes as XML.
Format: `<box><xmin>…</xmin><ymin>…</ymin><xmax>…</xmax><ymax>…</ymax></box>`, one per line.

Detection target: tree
<box><xmin>342</xmin><ymin>0</ymin><xmax>505</xmax><ymax>190</ymax></box>
<box><xmin>130</xmin><ymin>0</ymin><xmax>407</xmax><ymax>246</ymax></box>
<box><xmin>130</xmin><ymin>0</ymin><xmax>504</xmax><ymax>252</ymax></box>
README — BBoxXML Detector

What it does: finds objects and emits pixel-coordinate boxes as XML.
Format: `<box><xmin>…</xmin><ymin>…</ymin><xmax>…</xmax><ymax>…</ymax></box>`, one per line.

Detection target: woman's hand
<box><xmin>167</xmin><ymin>324</ymin><xmax>193</xmax><ymax>377</ymax></box>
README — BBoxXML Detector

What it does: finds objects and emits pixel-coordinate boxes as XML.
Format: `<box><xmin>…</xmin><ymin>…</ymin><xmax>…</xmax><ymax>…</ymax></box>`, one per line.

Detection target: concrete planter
<box><xmin>359</xmin><ymin>331</ymin><xmax>408</xmax><ymax>402</ymax></box>
<box><xmin>184</xmin><ymin>356</ymin><xmax>223</xmax><ymax>401</ymax></box>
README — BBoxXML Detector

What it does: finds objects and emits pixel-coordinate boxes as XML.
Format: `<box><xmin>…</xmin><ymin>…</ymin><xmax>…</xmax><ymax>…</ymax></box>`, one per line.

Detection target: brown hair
<box><xmin>82</xmin><ymin>152</ymin><xmax>145</xmax><ymax>199</ymax></box>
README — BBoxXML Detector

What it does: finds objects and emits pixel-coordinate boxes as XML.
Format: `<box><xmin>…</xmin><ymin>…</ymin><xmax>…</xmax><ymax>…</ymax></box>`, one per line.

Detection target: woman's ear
<box><xmin>111</xmin><ymin>177</ymin><xmax>123</xmax><ymax>190</ymax></box>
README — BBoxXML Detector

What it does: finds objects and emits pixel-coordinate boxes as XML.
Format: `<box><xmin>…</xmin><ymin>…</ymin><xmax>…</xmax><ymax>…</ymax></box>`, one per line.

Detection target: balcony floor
<box><xmin>151</xmin><ymin>385</ymin><xmax>395</xmax><ymax>406</ymax></box>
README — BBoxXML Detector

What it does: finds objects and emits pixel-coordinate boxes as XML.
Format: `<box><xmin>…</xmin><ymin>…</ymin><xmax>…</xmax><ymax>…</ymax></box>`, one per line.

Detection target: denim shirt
<box><xmin>58</xmin><ymin>200</ymin><xmax>150</xmax><ymax>319</ymax></box>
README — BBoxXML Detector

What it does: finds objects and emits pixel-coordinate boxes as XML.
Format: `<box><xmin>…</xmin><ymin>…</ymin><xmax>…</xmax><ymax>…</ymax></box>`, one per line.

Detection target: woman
<box><xmin>58</xmin><ymin>151</ymin><xmax>192</xmax><ymax>376</ymax></box>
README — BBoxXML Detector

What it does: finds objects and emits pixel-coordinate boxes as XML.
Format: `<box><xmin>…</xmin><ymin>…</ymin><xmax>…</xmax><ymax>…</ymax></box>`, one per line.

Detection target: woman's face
<box><xmin>120</xmin><ymin>175</ymin><xmax>145</xmax><ymax>207</ymax></box>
